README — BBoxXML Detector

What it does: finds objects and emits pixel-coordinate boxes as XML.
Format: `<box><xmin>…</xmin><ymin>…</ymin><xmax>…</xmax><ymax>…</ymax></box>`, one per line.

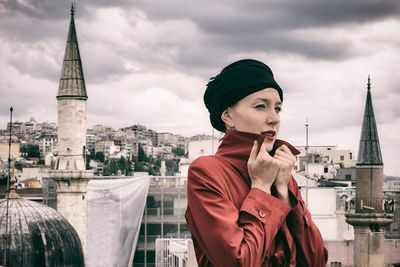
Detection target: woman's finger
<box><xmin>258</xmin><ymin>142</ymin><xmax>272</xmax><ymax>160</ymax></box>
<box><xmin>275</xmin><ymin>146</ymin><xmax>296</xmax><ymax>161</ymax></box>
<box><xmin>275</xmin><ymin>149</ymin><xmax>296</xmax><ymax>162</ymax></box>
<box><xmin>274</xmin><ymin>156</ymin><xmax>293</xmax><ymax>167</ymax></box>
<box><xmin>248</xmin><ymin>140</ymin><xmax>258</xmax><ymax>163</ymax></box>
<box><xmin>276</xmin><ymin>145</ymin><xmax>294</xmax><ymax>156</ymax></box>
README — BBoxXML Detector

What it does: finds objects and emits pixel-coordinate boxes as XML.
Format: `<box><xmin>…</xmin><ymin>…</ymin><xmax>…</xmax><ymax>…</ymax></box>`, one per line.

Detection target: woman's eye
<box><xmin>255</xmin><ymin>104</ymin><xmax>266</xmax><ymax>109</ymax></box>
<box><xmin>275</xmin><ymin>106</ymin><xmax>282</xmax><ymax>113</ymax></box>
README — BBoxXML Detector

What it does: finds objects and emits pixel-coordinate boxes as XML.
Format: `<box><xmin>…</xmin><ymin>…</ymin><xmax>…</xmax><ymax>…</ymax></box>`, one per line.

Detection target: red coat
<box><xmin>185</xmin><ymin>130</ymin><xmax>328</xmax><ymax>267</ymax></box>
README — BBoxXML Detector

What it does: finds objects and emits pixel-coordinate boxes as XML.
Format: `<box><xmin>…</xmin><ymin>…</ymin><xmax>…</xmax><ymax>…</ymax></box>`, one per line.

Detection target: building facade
<box><xmin>134</xmin><ymin>176</ymin><xmax>189</xmax><ymax>267</ymax></box>
<box><xmin>0</xmin><ymin>142</ymin><xmax>19</xmax><ymax>162</ymax></box>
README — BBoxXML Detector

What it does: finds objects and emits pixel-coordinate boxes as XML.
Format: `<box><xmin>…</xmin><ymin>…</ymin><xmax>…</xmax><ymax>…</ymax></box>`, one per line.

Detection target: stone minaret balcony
<box><xmin>347</xmin><ymin>197</ymin><xmax>394</xmax><ymax>231</ymax></box>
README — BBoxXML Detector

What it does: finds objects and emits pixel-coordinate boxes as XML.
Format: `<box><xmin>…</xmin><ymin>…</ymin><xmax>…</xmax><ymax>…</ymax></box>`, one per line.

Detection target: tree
<box><xmin>103</xmin><ymin>156</ymin><xmax>132</xmax><ymax>176</ymax></box>
<box><xmin>137</xmin><ymin>145</ymin><xmax>148</xmax><ymax>162</ymax></box>
<box><xmin>118</xmin><ymin>156</ymin><xmax>128</xmax><ymax>174</ymax></box>
<box><xmin>20</xmin><ymin>144</ymin><xmax>40</xmax><ymax>158</ymax></box>
<box><xmin>165</xmin><ymin>159</ymin><xmax>179</xmax><ymax>175</ymax></box>
<box><xmin>94</xmin><ymin>152</ymin><xmax>105</xmax><ymax>163</ymax></box>
<box><xmin>172</xmin><ymin>147</ymin><xmax>185</xmax><ymax>157</ymax></box>
<box><xmin>133</xmin><ymin>161</ymin><xmax>146</xmax><ymax>172</ymax></box>
<box><xmin>126</xmin><ymin>158</ymin><xmax>133</xmax><ymax>174</ymax></box>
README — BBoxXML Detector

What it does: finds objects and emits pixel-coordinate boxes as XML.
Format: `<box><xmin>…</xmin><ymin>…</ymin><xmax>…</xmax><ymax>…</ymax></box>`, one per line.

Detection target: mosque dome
<box><xmin>0</xmin><ymin>197</ymin><xmax>84</xmax><ymax>267</ymax></box>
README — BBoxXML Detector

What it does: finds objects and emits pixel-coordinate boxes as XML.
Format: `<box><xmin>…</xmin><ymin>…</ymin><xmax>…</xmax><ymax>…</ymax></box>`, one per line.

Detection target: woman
<box><xmin>185</xmin><ymin>59</ymin><xmax>328</xmax><ymax>267</ymax></box>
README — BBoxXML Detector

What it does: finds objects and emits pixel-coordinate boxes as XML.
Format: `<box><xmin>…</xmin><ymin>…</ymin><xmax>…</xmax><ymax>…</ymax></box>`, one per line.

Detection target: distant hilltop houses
<box><xmin>0</xmin><ymin>118</ymin><xmax>218</xmax><ymax>175</ymax></box>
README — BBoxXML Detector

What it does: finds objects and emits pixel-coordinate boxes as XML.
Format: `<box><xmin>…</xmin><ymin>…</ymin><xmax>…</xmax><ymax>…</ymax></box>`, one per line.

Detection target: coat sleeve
<box><xmin>186</xmin><ymin>157</ymin><xmax>291</xmax><ymax>267</ymax></box>
<box><xmin>287</xmin><ymin>177</ymin><xmax>328</xmax><ymax>267</ymax></box>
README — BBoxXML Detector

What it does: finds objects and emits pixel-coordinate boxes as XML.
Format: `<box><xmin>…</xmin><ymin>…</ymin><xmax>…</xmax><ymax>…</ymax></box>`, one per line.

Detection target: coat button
<box><xmin>304</xmin><ymin>216</ymin><xmax>310</xmax><ymax>227</ymax></box>
<box><xmin>259</xmin><ymin>210</ymin><xmax>266</xmax><ymax>218</ymax></box>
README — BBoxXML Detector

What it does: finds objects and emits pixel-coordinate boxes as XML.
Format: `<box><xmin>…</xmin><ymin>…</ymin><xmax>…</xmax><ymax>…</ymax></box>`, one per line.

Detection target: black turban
<box><xmin>204</xmin><ymin>59</ymin><xmax>283</xmax><ymax>132</ymax></box>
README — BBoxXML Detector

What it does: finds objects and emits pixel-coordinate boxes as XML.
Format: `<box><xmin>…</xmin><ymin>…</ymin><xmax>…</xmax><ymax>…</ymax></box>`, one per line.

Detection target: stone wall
<box><xmin>326</xmin><ymin>239</ymin><xmax>400</xmax><ymax>266</ymax></box>
<box><xmin>57</xmin><ymin>99</ymin><xmax>86</xmax><ymax>170</ymax></box>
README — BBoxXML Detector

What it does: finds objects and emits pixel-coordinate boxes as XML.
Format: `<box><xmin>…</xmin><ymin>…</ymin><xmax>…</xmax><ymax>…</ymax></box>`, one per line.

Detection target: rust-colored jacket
<box><xmin>185</xmin><ymin>130</ymin><xmax>328</xmax><ymax>267</ymax></box>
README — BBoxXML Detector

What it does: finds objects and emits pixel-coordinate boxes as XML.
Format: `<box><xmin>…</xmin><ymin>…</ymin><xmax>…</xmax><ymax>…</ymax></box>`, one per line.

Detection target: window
<box><xmin>340</xmin><ymin>155</ymin><xmax>344</xmax><ymax>161</ymax></box>
<box><xmin>324</xmin><ymin>166</ymin><xmax>328</xmax><ymax>173</ymax></box>
<box><xmin>350</xmin><ymin>152</ymin><xmax>353</xmax><ymax>160</ymax></box>
<box><xmin>345</xmin><ymin>174</ymin><xmax>351</xmax><ymax>180</ymax></box>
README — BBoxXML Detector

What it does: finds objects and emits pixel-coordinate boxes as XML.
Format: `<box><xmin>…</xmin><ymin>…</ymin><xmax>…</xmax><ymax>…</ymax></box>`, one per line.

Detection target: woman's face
<box><xmin>224</xmin><ymin>88</ymin><xmax>282</xmax><ymax>152</ymax></box>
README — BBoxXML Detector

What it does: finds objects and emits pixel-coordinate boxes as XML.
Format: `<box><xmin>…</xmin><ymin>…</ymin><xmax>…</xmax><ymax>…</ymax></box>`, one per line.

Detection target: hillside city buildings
<box><xmin>0</xmin><ymin>119</ymin><xmax>189</xmax><ymax>169</ymax></box>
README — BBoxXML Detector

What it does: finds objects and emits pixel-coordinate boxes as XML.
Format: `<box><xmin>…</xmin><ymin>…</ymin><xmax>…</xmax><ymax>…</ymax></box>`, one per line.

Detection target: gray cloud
<box><xmin>128</xmin><ymin>0</ymin><xmax>400</xmax><ymax>63</ymax></box>
<box><xmin>2</xmin><ymin>0</ymin><xmax>399</xmax><ymax>70</ymax></box>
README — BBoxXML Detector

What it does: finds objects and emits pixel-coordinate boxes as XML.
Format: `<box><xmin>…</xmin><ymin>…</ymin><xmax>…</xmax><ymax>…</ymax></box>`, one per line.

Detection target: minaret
<box><xmin>56</xmin><ymin>3</ymin><xmax>87</xmax><ymax>171</ymax></box>
<box><xmin>346</xmin><ymin>76</ymin><xmax>393</xmax><ymax>267</ymax></box>
<box><xmin>42</xmin><ymin>3</ymin><xmax>94</xmax><ymax>255</ymax></box>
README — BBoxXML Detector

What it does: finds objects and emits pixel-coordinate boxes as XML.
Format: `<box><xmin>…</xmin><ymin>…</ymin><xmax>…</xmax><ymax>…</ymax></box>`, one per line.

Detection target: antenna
<box><xmin>3</xmin><ymin>106</ymin><xmax>13</xmax><ymax>267</ymax></box>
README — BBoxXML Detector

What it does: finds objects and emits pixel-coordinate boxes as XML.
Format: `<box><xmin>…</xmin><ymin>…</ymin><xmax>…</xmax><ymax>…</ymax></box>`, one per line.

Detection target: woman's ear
<box><xmin>221</xmin><ymin>109</ymin><xmax>235</xmax><ymax>129</ymax></box>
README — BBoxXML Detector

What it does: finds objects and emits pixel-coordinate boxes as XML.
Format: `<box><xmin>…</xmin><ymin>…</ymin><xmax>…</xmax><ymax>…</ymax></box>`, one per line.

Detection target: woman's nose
<box><xmin>266</xmin><ymin>110</ymin><xmax>279</xmax><ymax>125</ymax></box>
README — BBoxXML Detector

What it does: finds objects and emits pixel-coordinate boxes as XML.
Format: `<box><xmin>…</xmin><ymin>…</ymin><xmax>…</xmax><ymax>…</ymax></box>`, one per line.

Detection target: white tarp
<box><xmin>85</xmin><ymin>176</ymin><xmax>150</xmax><ymax>267</ymax></box>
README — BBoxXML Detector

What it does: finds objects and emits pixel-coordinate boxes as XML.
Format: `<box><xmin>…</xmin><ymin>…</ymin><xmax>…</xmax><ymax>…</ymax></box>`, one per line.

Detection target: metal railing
<box><xmin>149</xmin><ymin>176</ymin><xmax>187</xmax><ymax>189</ymax></box>
<box><xmin>155</xmin><ymin>238</ymin><xmax>197</xmax><ymax>267</ymax></box>
<box><xmin>146</xmin><ymin>208</ymin><xmax>186</xmax><ymax>217</ymax></box>
<box><xmin>138</xmin><ymin>233</ymin><xmax>192</xmax><ymax>244</ymax></box>
<box><xmin>351</xmin><ymin>198</ymin><xmax>395</xmax><ymax>213</ymax></box>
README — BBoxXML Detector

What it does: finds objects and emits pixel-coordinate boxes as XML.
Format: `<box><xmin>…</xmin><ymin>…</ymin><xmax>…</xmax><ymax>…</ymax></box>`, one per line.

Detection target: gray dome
<box><xmin>0</xmin><ymin>198</ymin><xmax>84</xmax><ymax>267</ymax></box>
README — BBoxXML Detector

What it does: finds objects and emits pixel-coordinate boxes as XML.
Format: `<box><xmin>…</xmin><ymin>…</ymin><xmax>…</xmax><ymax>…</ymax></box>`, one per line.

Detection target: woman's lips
<box><xmin>264</xmin><ymin>135</ymin><xmax>275</xmax><ymax>142</ymax></box>
<box><xmin>261</xmin><ymin>131</ymin><xmax>276</xmax><ymax>142</ymax></box>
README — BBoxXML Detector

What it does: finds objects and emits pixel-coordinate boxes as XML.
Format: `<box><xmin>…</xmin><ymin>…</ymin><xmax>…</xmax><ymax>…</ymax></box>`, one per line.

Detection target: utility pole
<box><xmin>3</xmin><ymin>106</ymin><xmax>13</xmax><ymax>267</ymax></box>
<box><xmin>305</xmin><ymin>118</ymin><xmax>309</xmax><ymax>206</ymax></box>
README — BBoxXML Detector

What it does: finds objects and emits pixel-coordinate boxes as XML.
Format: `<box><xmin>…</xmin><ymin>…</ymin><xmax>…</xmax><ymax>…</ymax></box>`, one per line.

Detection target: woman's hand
<box><xmin>248</xmin><ymin>140</ymin><xmax>280</xmax><ymax>194</ymax></box>
<box><xmin>273</xmin><ymin>145</ymin><xmax>296</xmax><ymax>206</ymax></box>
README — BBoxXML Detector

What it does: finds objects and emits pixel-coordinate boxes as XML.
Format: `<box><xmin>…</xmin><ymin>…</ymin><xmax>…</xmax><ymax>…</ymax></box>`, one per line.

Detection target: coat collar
<box><xmin>215</xmin><ymin>130</ymin><xmax>299</xmax><ymax>185</ymax></box>
<box><xmin>216</xmin><ymin>129</ymin><xmax>300</xmax><ymax>161</ymax></box>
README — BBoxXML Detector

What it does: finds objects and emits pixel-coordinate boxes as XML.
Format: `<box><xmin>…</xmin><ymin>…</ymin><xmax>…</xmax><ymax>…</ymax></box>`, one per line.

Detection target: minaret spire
<box><xmin>57</xmin><ymin>3</ymin><xmax>87</xmax><ymax>100</ymax></box>
<box><xmin>356</xmin><ymin>75</ymin><xmax>383</xmax><ymax>165</ymax></box>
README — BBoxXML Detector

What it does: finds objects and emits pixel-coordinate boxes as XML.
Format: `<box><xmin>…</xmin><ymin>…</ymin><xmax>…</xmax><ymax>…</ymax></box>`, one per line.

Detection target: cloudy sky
<box><xmin>0</xmin><ymin>0</ymin><xmax>399</xmax><ymax>175</ymax></box>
